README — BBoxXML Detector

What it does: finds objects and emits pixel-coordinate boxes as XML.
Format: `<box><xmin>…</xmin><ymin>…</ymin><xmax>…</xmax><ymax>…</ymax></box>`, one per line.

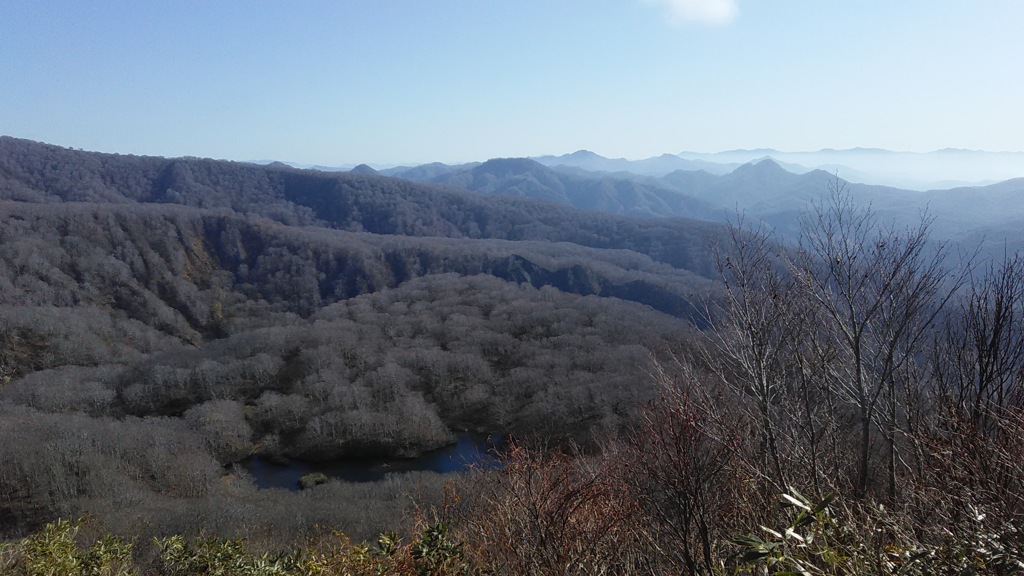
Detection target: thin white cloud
<box><xmin>646</xmin><ymin>0</ymin><xmax>740</xmax><ymax>26</ymax></box>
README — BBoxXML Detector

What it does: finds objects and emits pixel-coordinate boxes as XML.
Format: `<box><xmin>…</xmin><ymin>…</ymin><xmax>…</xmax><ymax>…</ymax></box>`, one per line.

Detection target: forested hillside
<box><xmin>0</xmin><ymin>137</ymin><xmax>720</xmax><ymax>272</ymax></box>
<box><xmin>420</xmin><ymin>157</ymin><xmax>725</xmax><ymax>220</ymax></box>
<box><xmin>0</xmin><ymin>137</ymin><xmax>719</xmax><ymax>543</ymax></box>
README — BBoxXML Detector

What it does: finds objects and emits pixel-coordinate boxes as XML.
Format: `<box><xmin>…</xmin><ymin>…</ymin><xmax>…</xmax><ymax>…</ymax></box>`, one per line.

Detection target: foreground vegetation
<box><xmin>3</xmin><ymin>387</ymin><xmax>1022</xmax><ymax>574</ymax></box>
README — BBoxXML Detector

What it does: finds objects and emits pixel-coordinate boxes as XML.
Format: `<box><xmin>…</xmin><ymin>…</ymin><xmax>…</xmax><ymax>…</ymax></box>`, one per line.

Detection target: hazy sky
<box><xmin>3</xmin><ymin>1</ymin><xmax>1022</xmax><ymax>166</ymax></box>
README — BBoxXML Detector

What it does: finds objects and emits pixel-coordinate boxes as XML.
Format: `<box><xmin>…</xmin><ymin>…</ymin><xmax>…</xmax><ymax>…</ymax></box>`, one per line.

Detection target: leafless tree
<box><xmin>704</xmin><ymin>215</ymin><xmax>800</xmax><ymax>490</ymax></box>
<box><xmin>933</xmin><ymin>251</ymin><xmax>1024</xmax><ymax>433</ymax></box>
<box><xmin>793</xmin><ymin>182</ymin><xmax>961</xmax><ymax>498</ymax></box>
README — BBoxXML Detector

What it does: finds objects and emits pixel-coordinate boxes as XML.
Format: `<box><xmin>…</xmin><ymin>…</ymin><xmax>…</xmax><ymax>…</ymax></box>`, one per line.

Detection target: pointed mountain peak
<box><xmin>349</xmin><ymin>163</ymin><xmax>379</xmax><ymax>175</ymax></box>
<box><xmin>725</xmin><ymin>158</ymin><xmax>797</xmax><ymax>184</ymax></box>
<box><xmin>734</xmin><ymin>157</ymin><xmax>785</xmax><ymax>174</ymax></box>
<box><xmin>564</xmin><ymin>149</ymin><xmax>604</xmax><ymax>160</ymax></box>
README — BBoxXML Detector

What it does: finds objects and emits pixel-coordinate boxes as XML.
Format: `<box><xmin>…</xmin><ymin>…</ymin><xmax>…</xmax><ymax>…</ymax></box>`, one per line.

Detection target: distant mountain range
<box><xmin>375</xmin><ymin>153</ymin><xmax>1024</xmax><ymax>254</ymax></box>
<box><xmin>263</xmin><ymin>147</ymin><xmax>1020</xmax><ymax>193</ymax></box>
<box><xmin>183</xmin><ymin>144</ymin><xmax>1024</xmax><ymax>254</ymax></box>
<box><xmin>263</xmin><ymin>147</ymin><xmax>1023</xmax><ymax>191</ymax></box>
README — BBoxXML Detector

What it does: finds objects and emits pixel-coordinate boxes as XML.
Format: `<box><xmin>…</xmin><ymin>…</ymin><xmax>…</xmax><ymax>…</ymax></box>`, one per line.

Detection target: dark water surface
<box><xmin>238</xmin><ymin>433</ymin><xmax>504</xmax><ymax>490</ymax></box>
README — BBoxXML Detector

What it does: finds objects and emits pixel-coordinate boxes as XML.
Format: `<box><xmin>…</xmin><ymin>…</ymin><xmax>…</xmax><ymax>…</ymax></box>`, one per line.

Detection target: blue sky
<box><xmin>2</xmin><ymin>1</ymin><xmax>1022</xmax><ymax>166</ymax></box>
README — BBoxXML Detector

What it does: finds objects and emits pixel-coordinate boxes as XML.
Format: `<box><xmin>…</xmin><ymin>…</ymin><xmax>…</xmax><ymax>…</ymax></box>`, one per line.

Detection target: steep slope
<box><xmin>0</xmin><ymin>201</ymin><xmax>715</xmax><ymax>342</ymax></box>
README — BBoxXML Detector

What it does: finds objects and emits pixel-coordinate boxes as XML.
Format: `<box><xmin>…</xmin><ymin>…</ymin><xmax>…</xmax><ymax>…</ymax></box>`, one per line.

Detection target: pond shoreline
<box><xmin>236</xmin><ymin>432</ymin><xmax>505</xmax><ymax>490</ymax></box>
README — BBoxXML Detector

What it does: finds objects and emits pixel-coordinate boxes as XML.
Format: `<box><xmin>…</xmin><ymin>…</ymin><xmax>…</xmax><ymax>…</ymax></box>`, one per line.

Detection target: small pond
<box><xmin>237</xmin><ymin>433</ymin><xmax>505</xmax><ymax>490</ymax></box>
